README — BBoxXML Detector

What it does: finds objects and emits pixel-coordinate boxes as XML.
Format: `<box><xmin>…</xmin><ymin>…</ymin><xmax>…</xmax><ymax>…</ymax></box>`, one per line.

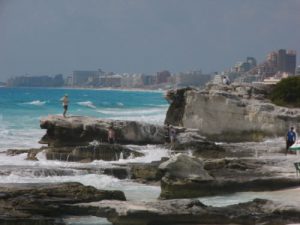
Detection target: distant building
<box><xmin>100</xmin><ymin>74</ymin><xmax>122</xmax><ymax>87</ymax></box>
<box><xmin>65</xmin><ymin>75</ymin><xmax>73</xmax><ymax>86</ymax></box>
<box><xmin>296</xmin><ymin>66</ymin><xmax>300</xmax><ymax>76</ymax></box>
<box><xmin>7</xmin><ymin>74</ymin><xmax>64</xmax><ymax>87</ymax></box>
<box><xmin>72</xmin><ymin>70</ymin><xmax>99</xmax><ymax>86</ymax></box>
<box><xmin>233</xmin><ymin>57</ymin><xmax>257</xmax><ymax>73</ymax></box>
<box><xmin>267</xmin><ymin>49</ymin><xmax>296</xmax><ymax>75</ymax></box>
<box><xmin>175</xmin><ymin>70</ymin><xmax>212</xmax><ymax>87</ymax></box>
<box><xmin>141</xmin><ymin>74</ymin><xmax>156</xmax><ymax>86</ymax></box>
<box><xmin>156</xmin><ymin>70</ymin><xmax>171</xmax><ymax>84</ymax></box>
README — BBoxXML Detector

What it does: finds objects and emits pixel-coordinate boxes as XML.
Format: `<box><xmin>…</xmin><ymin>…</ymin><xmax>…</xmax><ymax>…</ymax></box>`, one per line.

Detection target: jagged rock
<box><xmin>102</xmin><ymin>167</ymin><xmax>129</xmax><ymax>179</ymax></box>
<box><xmin>6</xmin><ymin>148</ymin><xmax>44</xmax><ymax>161</ymax></box>
<box><xmin>170</xmin><ymin>128</ymin><xmax>226</xmax><ymax>157</ymax></box>
<box><xmin>0</xmin><ymin>165</ymin><xmax>77</xmax><ymax>177</ymax></box>
<box><xmin>159</xmin><ymin>155</ymin><xmax>300</xmax><ymax>199</ymax></box>
<box><xmin>73</xmin><ymin>198</ymin><xmax>300</xmax><ymax>225</ymax></box>
<box><xmin>129</xmin><ymin>160</ymin><xmax>167</xmax><ymax>182</ymax></box>
<box><xmin>39</xmin><ymin>115</ymin><xmax>164</xmax><ymax>147</ymax></box>
<box><xmin>0</xmin><ymin>182</ymin><xmax>125</xmax><ymax>225</ymax></box>
<box><xmin>45</xmin><ymin>143</ymin><xmax>144</xmax><ymax>162</ymax></box>
<box><xmin>159</xmin><ymin>154</ymin><xmax>213</xmax><ymax>180</ymax></box>
<box><xmin>165</xmin><ymin>83</ymin><xmax>300</xmax><ymax>142</ymax></box>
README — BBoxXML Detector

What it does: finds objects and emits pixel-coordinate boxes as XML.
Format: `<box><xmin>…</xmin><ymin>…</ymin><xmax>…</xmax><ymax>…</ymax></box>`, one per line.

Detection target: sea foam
<box><xmin>23</xmin><ymin>100</ymin><xmax>46</xmax><ymax>106</ymax></box>
<box><xmin>77</xmin><ymin>101</ymin><xmax>97</xmax><ymax>109</ymax></box>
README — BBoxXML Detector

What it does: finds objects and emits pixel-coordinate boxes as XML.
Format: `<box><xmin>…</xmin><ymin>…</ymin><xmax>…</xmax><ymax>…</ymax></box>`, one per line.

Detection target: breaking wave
<box><xmin>23</xmin><ymin>100</ymin><xmax>46</xmax><ymax>106</ymax></box>
<box><xmin>77</xmin><ymin>101</ymin><xmax>96</xmax><ymax>109</ymax></box>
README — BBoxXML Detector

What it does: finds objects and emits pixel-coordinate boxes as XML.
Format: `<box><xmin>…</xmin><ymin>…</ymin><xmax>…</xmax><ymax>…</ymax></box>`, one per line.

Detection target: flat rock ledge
<box><xmin>0</xmin><ymin>182</ymin><xmax>125</xmax><ymax>225</ymax></box>
<box><xmin>159</xmin><ymin>154</ymin><xmax>300</xmax><ymax>199</ymax></box>
<box><xmin>40</xmin><ymin>115</ymin><xmax>165</xmax><ymax>147</ymax></box>
<box><xmin>7</xmin><ymin>144</ymin><xmax>144</xmax><ymax>162</ymax></box>
<box><xmin>74</xmin><ymin>198</ymin><xmax>300</xmax><ymax>225</ymax></box>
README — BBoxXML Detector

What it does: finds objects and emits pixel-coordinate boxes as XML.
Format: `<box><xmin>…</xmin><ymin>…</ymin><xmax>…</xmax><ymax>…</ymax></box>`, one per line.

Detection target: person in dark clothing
<box><xmin>164</xmin><ymin>124</ymin><xmax>170</xmax><ymax>144</ymax></box>
<box><xmin>286</xmin><ymin>127</ymin><xmax>296</xmax><ymax>155</ymax></box>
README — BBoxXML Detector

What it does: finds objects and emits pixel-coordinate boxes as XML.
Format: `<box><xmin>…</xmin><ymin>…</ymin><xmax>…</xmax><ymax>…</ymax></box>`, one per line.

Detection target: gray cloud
<box><xmin>0</xmin><ymin>0</ymin><xmax>299</xmax><ymax>81</ymax></box>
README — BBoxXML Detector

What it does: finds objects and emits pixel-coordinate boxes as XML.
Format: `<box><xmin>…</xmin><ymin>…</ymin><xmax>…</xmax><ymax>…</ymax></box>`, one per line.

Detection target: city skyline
<box><xmin>0</xmin><ymin>0</ymin><xmax>300</xmax><ymax>81</ymax></box>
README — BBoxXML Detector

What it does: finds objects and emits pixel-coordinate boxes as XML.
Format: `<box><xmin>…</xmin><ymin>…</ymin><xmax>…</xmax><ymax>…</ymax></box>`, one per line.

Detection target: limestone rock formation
<box><xmin>40</xmin><ymin>115</ymin><xmax>165</xmax><ymax>147</ymax></box>
<box><xmin>75</xmin><ymin>198</ymin><xmax>300</xmax><ymax>225</ymax></box>
<box><xmin>159</xmin><ymin>154</ymin><xmax>213</xmax><ymax>180</ymax></box>
<box><xmin>0</xmin><ymin>182</ymin><xmax>125</xmax><ymax>225</ymax></box>
<box><xmin>6</xmin><ymin>144</ymin><xmax>144</xmax><ymax>162</ymax></box>
<box><xmin>159</xmin><ymin>154</ymin><xmax>300</xmax><ymax>199</ymax></box>
<box><xmin>45</xmin><ymin>143</ymin><xmax>144</xmax><ymax>162</ymax></box>
<box><xmin>165</xmin><ymin>83</ymin><xmax>300</xmax><ymax>142</ymax></box>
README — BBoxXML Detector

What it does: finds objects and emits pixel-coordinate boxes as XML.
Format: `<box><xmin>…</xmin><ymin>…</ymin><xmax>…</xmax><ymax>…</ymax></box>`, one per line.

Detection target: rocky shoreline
<box><xmin>3</xmin><ymin>83</ymin><xmax>300</xmax><ymax>224</ymax></box>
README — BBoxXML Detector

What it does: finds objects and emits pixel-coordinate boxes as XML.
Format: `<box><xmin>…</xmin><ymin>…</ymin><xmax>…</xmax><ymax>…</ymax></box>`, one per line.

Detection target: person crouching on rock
<box><xmin>286</xmin><ymin>126</ymin><xmax>296</xmax><ymax>155</ymax></box>
<box><xmin>108</xmin><ymin>125</ymin><xmax>116</xmax><ymax>144</ymax></box>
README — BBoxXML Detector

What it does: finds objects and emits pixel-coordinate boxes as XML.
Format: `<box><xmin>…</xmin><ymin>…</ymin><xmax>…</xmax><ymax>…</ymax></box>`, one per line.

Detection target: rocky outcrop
<box><xmin>74</xmin><ymin>198</ymin><xmax>300</xmax><ymax>225</ymax></box>
<box><xmin>129</xmin><ymin>159</ymin><xmax>168</xmax><ymax>182</ymax></box>
<box><xmin>45</xmin><ymin>144</ymin><xmax>143</xmax><ymax>162</ymax></box>
<box><xmin>40</xmin><ymin>115</ymin><xmax>164</xmax><ymax>147</ymax></box>
<box><xmin>0</xmin><ymin>182</ymin><xmax>125</xmax><ymax>225</ymax></box>
<box><xmin>159</xmin><ymin>154</ymin><xmax>300</xmax><ymax>199</ymax></box>
<box><xmin>165</xmin><ymin>83</ymin><xmax>300</xmax><ymax>142</ymax></box>
<box><xmin>171</xmin><ymin>128</ymin><xmax>226</xmax><ymax>157</ymax></box>
<box><xmin>6</xmin><ymin>144</ymin><xmax>144</xmax><ymax>162</ymax></box>
<box><xmin>159</xmin><ymin>154</ymin><xmax>213</xmax><ymax>180</ymax></box>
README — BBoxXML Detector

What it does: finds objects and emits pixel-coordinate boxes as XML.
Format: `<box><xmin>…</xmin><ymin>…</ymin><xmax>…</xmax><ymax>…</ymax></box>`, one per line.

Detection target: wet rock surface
<box><xmin>159</xmin><ymin>154</ymin><xmax>300</xmax><ymax>199</ymax></box>
<box><xmin>40</xmin><ymin>115</ymin><xmax>165</xmax><ymax>147</ymax></box>
<box><xmin>6</xmin><ymin>143</ymin><xmax>144</xmax><ymax>163</ymax></box>
<box><xmin>74</xmin><ymin>198</ymin><xmax>300</xmax><ymax>225</ymax></box>
<box><xmin>45</xmin><ymin>143</ymin><xmax>144</xmax><ymax>162</ymax></box>
<box><xmin>0</xmin><ymin>182</ymin><xmax>126</xmax><ymax>225</ymax></box>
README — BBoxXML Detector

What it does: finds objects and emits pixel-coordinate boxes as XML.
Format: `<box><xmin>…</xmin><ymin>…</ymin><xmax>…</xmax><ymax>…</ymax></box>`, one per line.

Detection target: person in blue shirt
<box><xmin>286</xmin><ymin>127</ymin><xmax>296</xmax><ymax>154</ymax></box>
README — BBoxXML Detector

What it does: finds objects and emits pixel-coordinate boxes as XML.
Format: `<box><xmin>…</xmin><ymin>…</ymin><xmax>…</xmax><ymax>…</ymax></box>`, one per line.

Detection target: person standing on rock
<box><xmin>108</xmin><ymin>125</ymin><xmax>116</xmax><ymax>144</ymax></box>
<box><xmin>60</xmin><ymin>94</ymin><xmax>69</xmax><ymax>118</ymax></box>
<box><xmin>164</xmin><ymin>123</ymin><xmax>171</xmax><ymax>144</ymax></box>
<box><xmin>169</xmin><ymin>126</ymin><xmax>177</xmax><ymax>148</ymax></box>
<box><xmin>286</xmin><ymin>127</ymin><xmax>296</xmax><ymax>154</ymax></box>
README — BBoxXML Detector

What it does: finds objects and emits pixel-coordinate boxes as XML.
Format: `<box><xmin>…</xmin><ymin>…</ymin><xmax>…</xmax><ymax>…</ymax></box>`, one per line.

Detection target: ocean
<box><xmin>0</xmin><ymin>87</ymin><xmax>168</xmax><ymax>151</ymax></box>
<box><xmin>0</xmin><ymin>87</ymin><xmax>170</xmax><ymax>224</ymax></box>
<box><xmin>1</xmin><ymin>87</ymin><xmax>299</xmax><ymax>224</ymax></box>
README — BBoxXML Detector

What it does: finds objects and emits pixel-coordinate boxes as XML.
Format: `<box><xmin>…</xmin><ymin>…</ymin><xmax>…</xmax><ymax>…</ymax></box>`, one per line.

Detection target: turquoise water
<box><xmin>0</xmin><ymin>87</ymin><xmax>168</xmax><ymax>151</ymax></box>
<box><xmin>0</xmin><ymin>87</ymin><xmax>169</xmax><ymax>224</ymax></box>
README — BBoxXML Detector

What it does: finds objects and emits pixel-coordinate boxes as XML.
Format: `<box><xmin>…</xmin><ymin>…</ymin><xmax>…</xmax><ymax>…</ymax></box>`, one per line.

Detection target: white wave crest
<box><xmin>116</xmin><ymin>102</ymin><xmax>124</xmax><ymax>106</ymax></box>
<box><xmin>77</xmin><ymin>101</ymin><xmax>96</xmax><ymax>109</ymax></box>
<box><xmin>24</xmin><ymin>100</ymin><xmax>46</xmax><ymax>106</ymax></box>
<box><xmin>97</xmin><ymin>108</ymin><xmax>167</xmax><ymax>116</ymax></box>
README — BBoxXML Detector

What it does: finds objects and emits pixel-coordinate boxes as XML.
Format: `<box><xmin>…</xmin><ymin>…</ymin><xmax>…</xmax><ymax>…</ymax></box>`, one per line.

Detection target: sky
<box><xmin>0</xmin><ymin>0</ymin><xmax>300</xmax><ymax>81</ymax></box>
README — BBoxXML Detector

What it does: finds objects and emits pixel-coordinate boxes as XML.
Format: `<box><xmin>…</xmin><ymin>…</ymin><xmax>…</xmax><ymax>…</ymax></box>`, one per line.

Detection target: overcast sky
<box><xmin>0</xmin><ymin>0</ymin><xmax>299</xmax><ymax>81</ymax></box>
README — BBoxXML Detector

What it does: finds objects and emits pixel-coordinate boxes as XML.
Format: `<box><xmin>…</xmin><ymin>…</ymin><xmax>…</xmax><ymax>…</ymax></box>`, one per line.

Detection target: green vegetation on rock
<box><xmin>269</xmin><ymin>76</ymin><xmax>300</xmax><ymax>107</ymax></box>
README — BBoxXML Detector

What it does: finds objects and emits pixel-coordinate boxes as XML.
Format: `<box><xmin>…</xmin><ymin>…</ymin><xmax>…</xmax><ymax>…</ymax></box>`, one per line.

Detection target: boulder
<box><xmin>40</xmin><ymin>115</ymin><xmax>164</xmax><ymax>147</ymax></box>
<box><xmin>159</xmin><ymin>154</ymin><xmax>213</xmax><ymax>180</ymax></box>
<box><xmin>165</xmin><ymin>84</ymin><xmax>300</xmax><ymax>142</ymax></box>
<box><xmin>0</xmin><ymin>182</ymin><xmax>125</xmax><ymax>225</ymax></box>
<box><xmin>73</xmin><ymin>198</ymin><xmax>300</xmax><ymax>225</ymax></box>
<box><xmin>129</xmin><ymin>159</ymin><xmax>168</xmax><ymax>182</ymax></box>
